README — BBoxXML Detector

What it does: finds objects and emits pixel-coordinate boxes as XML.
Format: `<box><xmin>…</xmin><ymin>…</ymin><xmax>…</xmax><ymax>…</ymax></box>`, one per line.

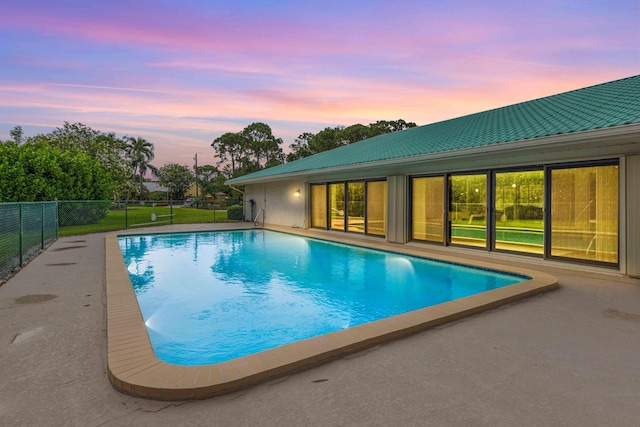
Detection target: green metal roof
<box><xmin>228</xmin><ymin>75</ymin><xmax>640</xmax><ymax>184</ymax></box>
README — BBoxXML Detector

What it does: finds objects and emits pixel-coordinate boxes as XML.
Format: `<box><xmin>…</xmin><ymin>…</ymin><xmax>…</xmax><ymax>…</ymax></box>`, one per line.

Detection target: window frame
<box><xmin>364</xmin><ymin>179</ymin><xmax>387</xmax><ymax>237</ymax></box>
<box><xmin>409</xmin><ymin>174</ymin><xmax>446</xmax><ymax>244</ymax></box>
<box><xmin>447</xmin><ymin>171</ymin><xmax>489</xmax><ymax>250</ymax></box>
<box><xmin>310</xmin><ymin>178</ymin><xmax>387</xmax><ymax>238</ymax></box>
<box><xmin>309</xmin><ymin>183</ymin><xmax>328</xmax><ymax>229</ymax></box>
<box><xmin>329</xmin><ymin>182</ymin><xmax>346</xmax><ymax>232</ymax></box>
<box><xmin>408</xmin><ymin>159</ymin><xmax>620</xmax><ymax>268</ymax></box>
<box><xmin>545</xmin><ymin>160</ymin><xmax>620</xmax><ymax>267</ymax></box>
<box><xmin>491</xmin><ymin>167</ymin><xmax>545</xmax><ymax>258</ymax></box>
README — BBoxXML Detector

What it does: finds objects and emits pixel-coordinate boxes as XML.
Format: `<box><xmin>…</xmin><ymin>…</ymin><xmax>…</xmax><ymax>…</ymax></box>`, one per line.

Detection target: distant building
<box><xmin>143</xmin><ymin>181</ymin><xmax>168</xmax><ymax>195</ymax></box>
<box><xmin>185</xmin><ymin>183</ymin><xmax>215</xmax><ymax>202</ymax></box>
<box><xmin>228</xmin><ymin>75</ymin><xmax>640</xmax><ymax>277</ymax></box>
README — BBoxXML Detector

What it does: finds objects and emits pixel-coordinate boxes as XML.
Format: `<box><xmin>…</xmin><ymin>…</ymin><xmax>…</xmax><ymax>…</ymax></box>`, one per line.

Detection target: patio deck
<box><xmin>1</xmin><ymin>223</ymin><xmax>638</xmax><ymax>426</ymax></box>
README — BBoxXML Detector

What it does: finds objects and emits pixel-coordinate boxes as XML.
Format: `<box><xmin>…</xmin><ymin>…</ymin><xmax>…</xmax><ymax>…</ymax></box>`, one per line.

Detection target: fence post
<box><xmin>170</xmin><ymin>200</ymin><xmax>173</xmax><ymax>224</ymax></box>
<box><xmin>125</xmin><ymin>201</ymin><xmax>129</xmax><ymax>229</ymax></box>
<box><xmin>41</xmin><ymin>203</ymin><xmax>45</xmax><ymax>250</ymax></box>
<box><xmin>55</xmin><ymin>200</ymin><xmax>59</xmax><ymax>239</ymax></box>
<box><xmin>19</xmin><ymin>203</ymin><xmax>23</xmax><ymax>266</ymax></box>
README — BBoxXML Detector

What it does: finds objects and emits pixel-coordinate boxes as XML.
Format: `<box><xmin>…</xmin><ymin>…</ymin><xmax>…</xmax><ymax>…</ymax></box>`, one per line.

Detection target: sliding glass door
<box><xmin>448</xmin><ymin>174</ymin><xmax>487</xmax><ymax>248</ymax></box>
<box><xmin>494</xmin><ymin>170</ymin><xmax>544</xmax><ymax>254</ymax></box>
<box><xmin>409</xmin><ymin>161</ymin><xmax>619</xmax><ymax>266</ymax></box>
<box><xmin>411</xmin><ymin>176</ymin><xmax>444</xmax><ymax>242</ymax></box>
<box><xmin>550</xmin><ymin>164</ymin><xmax>618</xmax><ymax>263</ymax></box>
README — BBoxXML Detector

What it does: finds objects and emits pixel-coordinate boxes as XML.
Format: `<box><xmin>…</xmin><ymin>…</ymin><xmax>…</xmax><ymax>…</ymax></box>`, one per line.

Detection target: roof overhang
<box><xmin>227</xmin><ymin>123</ymin><xmax>640</xmax><ymax>185</ymax></box>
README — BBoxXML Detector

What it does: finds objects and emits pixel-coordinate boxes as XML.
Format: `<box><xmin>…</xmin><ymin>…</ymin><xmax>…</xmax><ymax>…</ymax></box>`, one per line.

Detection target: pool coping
<box><xmin>106</xmin><ymin>225</ymin><xmax>559</xmax><ymax>400</ymax></box>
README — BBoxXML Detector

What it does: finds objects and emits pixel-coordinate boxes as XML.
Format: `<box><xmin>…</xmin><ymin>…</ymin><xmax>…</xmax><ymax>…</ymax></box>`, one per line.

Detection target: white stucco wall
<box><xmin>244</xmin><ymin>180</ymin><xmax>307</xmax><ymax>228</ymax></box>
<box><xmin>626</xmin><ymin>154</ymin><xmax>640</xmax><ymax>278</ymax></box>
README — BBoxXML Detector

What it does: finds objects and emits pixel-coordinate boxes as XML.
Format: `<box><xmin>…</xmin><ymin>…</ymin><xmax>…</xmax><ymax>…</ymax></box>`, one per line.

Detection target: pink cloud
<box><xmin>2</xmin><ymin>0</ymin><xmax>638</xmax><ymax>169</ymax></box>
<box><xmin>0</xmin><ymin>0</ymin><xmax>510</xmax><ymax>67</ymax></box>
<box><xmin>1</xmin><ymin>2</ymin><xmax>315</xmax><ymax>56</ymax></box>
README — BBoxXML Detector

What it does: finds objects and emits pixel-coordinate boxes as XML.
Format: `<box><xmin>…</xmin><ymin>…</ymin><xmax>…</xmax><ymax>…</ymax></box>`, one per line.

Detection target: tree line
<box><xmin>1</xmin><ymin>118</ymin><xmax>416</xmax><ymax>203</ymax></box>
<box><xmin>0</xmin><ymin>122</ymin><xmax>184</xmax><ymax>202</ymax></box>
<box><xmin>212</xmin><ymin>119</ymin><xmax>416</xmax><ymax>178</ymax></box>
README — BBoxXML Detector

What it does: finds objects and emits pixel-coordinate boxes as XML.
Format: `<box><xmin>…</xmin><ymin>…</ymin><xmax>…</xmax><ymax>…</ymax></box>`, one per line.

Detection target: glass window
<box><xmin>310</xmin><ymin>184</ymin><xmax>327</xmax><ymax>228</ymax></box>
<box><xmin>550</xmin><ymin>164</ymin><xmax>618</xmax><ymax>263</ymax></box>
<box><xmin>449</xmin><ymin>174</ymin><xmax>487</xmax><ymax>247</ymax></box>
<box><xmin>366</xmin><ymin>181</ymin><xmax>387</xmax><ymax>236</ymax></box>
<box><xmin>494</xmin><ymin>170</ymin><xmax>544</xmax><ymax>254</ymax></box>
<box><xmin>347</xmin><ymin>182</ymin><xmax>365</xmax><ymax>233</ymax></box>
<box><xmin>329</xmin><ymin>183</ymin><xmax>345</xmax><ymax>231</ymax></box>
<box><xmin>411</xmin><ymin>176</ymin><xmax>444</xmax><ymax>242</ymax></box>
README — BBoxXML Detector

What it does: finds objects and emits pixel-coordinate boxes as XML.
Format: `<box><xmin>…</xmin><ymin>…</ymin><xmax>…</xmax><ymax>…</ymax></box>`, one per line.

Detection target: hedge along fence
<box><xmin>0</xmin><ymin>202</ymin><xmax>58</xmax><ymax>282</ymax></box>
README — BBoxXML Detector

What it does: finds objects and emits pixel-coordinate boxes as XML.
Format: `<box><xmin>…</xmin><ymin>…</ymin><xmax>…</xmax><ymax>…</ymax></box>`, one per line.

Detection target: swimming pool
<box><xmin>119</xmin><ymin>230</ymin><xmax>525</xmax><ymax>366</ymax></box>
<box><xmin>105</xmin><ymin>225</ymin><xmax>558</xmax><ymax>400</ymax></box>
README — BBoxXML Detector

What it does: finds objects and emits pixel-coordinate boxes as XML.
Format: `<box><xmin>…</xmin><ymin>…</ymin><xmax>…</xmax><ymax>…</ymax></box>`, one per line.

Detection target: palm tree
<box><xmin>125</xmin><ymin>137</ymin><xmax>158</xmax><ymax>200</ymax></box>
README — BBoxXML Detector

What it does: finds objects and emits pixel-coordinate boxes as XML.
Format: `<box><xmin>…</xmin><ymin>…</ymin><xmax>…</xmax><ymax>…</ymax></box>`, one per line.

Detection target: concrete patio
<box><xmin>1</xmin><ymin>224</ymin><xmax>638</xmax><ymax>426</ymax></box>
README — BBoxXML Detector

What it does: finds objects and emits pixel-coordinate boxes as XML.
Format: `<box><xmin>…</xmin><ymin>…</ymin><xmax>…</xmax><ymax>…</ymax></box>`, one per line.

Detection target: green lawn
<box><xmin>59</xmin><ymin>206</ymin><xmax>234</xmax><ymax>236</ymax></box>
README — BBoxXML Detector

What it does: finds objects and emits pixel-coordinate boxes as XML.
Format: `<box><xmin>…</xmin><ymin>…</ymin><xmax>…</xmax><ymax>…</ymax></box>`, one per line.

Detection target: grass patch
<box><xmin>59</xmin><ymin>206</ymin><xmax>234</xmax><ymax>236</ymax></box>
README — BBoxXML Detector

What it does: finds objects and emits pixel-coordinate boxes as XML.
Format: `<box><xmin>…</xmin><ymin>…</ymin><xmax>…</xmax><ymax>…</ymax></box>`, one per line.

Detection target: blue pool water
<box><xmin>119</xmin><ymin>230</ymin><xmax>526</xmax><ymax>366</ymax></box>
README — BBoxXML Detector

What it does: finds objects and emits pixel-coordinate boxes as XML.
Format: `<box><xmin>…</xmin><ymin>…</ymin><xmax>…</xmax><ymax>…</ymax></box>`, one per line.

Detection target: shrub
<box><xmin>0</xmin><ymin>142</ymin><xmax>113</xmax><ymax>203</ymax></box>
<box><xmin>227</xmin><ymin>205</ymin><xmax>244</xmax><ymax>220</ymax></box>
<box><xmin>147</xmin><ymin>191</ymin><xmax>168</xmax><ymax>201</ymax></box>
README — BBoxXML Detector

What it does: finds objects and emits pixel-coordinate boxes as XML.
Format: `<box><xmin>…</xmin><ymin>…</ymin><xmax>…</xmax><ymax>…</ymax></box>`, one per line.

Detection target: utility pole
<box><xmin>194</xmin><ymin>153</ymin><xmax>199</xmax><ymax>208</ymax></box>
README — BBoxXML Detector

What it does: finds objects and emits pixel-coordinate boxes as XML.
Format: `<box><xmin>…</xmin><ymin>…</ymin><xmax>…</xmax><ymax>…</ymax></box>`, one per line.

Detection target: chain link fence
<box><xmin>0</xmin><ymin>202</ymin><xmax>58</xmax><ymax>282</ymax></box>
<box><xmin>1</xmin><ymin>199</ymin><xmax>244</xmax><ymax>282</ymax></box>
<box><xmin>57</xmin><ymin>200</ymin><xmax>244</xmax><ymax>236</ymax></box>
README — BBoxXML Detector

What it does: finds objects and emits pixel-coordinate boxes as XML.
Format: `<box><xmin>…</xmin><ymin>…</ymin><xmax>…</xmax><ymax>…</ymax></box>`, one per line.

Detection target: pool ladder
<box><xmin>253</xmin><ymin>208</ymin><xmax>264</xmax><ymax>227</ymax></box>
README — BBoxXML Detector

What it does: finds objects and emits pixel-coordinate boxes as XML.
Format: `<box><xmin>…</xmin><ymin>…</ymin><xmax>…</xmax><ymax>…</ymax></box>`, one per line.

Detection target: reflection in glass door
<box><xmin>449</xmin><ymin>174</ymin><xmax>487</xmax><ymax>247</ymax></box>
<box><xmin>329</xmin><ymin>183</ymin><xmax>345</xmax><ymax>231</ymax></box>
<box><xmin>347</xmin><ymin>182</ymin><xmax>365</xmax><ymax>233</ymax></box>
<box><xmin>494</xmin><ymin>170</ymin><xmax>544</xmax><ymax>254</ymax></box>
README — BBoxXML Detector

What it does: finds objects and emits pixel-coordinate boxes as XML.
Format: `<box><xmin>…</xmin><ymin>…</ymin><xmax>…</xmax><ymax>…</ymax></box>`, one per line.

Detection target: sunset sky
<box><xmin>1</xmin><ymin>0</ymin><xmax>638</xmax><ymax>168</ymax></box>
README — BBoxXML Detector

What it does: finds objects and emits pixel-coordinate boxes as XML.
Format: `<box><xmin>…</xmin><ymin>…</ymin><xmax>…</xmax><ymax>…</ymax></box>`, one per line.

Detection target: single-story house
<box><xmin>185</xmin><ymin>182</ymin><xmax>209</xmax><ymax>201</ymax></box>
<box><xmin>227</xmin><ymin>75</ymin><xmax>640</xmax><ymax>277</ymax></box>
